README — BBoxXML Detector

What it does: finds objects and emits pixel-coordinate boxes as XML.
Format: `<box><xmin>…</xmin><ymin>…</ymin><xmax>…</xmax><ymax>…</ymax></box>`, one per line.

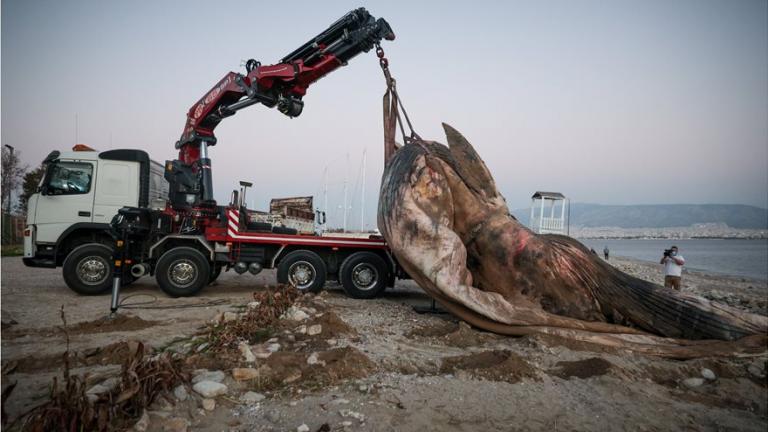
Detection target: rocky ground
<box><xmin>1</xmin><ymin>255</ymin><xmax>767</xmax><ymax>431</ymax></box>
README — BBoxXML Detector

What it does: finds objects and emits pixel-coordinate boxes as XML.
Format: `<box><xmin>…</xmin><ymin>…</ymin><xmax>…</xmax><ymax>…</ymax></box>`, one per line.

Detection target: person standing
<box><xmin>660</xmin><ymin>245</ymin><xmax>685</xmax><ymax>290</ymax></box>
<box><xmin>603</xmin><ymin>246</ymin><xmax>609</xmax><ymax>260</ymax></box>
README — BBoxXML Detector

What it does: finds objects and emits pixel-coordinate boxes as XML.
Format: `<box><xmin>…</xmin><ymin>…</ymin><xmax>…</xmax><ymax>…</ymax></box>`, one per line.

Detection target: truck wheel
<box><xmin>276</xmin><ymin>250</ymin><xmax>326</xmax><ymax>293</ymax></box>
<box><xmin>155</xmin><ymin>247</ymin><xmax>211</xmax><ymax>297</ymax></box>
<box><xmin>339</xmin><ymin>252</ymin><xmax>388</xmax><ymax>299</ymax></box>
<box><xmin>63</xmin><ymin>243</ymin><xmax>113</xmax><ymax>295</ymax></box>
<box><xmin>209</xmin><ymin>265</ymin><xmax>222</xmax><ymax>284</ymax></box>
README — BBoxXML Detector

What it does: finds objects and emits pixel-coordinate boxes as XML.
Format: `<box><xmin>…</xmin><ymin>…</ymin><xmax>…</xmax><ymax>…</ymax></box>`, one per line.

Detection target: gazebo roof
<box><xmin>531</xmin><ymin>191</ymin><xmax>565</xmax><ymax>199</ymax></box>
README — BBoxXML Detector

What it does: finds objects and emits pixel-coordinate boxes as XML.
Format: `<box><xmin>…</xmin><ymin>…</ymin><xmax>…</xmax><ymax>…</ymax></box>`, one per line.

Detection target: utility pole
<box><xmin>323</xmin><ymin>166</ymin><xmax>328</xmax><ymax>228</ymax></box>
<box><xmin>343</xmin><ymin>153</ymin><xmax>349</xmax><ymax>232</ymax></box>
<box><xmin>361</xmin><ymin>148</ymin><xmax>366</xmax><ymax>231</ymax></box>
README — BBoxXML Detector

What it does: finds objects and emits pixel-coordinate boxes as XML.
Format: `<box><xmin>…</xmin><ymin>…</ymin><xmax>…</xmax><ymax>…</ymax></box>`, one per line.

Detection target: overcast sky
<box><xmin>2</xmin><ymin>0</ymin><xmax>766</xmax><ymax>229</ymax></box>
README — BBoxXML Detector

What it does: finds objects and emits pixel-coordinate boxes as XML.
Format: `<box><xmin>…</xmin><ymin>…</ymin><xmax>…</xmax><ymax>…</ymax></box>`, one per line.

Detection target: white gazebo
<box><xmin>529</xmin><ymin>191</ymin><xmax>569</xmax><ymax>235</ymax></box>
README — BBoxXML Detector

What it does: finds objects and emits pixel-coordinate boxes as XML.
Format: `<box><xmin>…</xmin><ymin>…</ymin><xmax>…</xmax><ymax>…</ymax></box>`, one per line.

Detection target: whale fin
<box><xmin>442</xmin><ymin>123</ymin><xmax>500</xmax><ymax>200</ymax></box>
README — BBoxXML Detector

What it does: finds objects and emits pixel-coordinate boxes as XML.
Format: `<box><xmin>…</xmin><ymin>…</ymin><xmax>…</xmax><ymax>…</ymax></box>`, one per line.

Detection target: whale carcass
<box><xmin>378</xmin><ymin>124</ymin><xmax>767</xmax><ymax>358</ymax></box>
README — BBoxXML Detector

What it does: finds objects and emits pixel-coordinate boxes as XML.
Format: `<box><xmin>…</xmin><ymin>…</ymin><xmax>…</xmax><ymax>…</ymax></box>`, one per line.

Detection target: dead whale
<box><xmin>378</xmin><ymin>124</ymin><xmax>767</xmax><ymax>358</ymax></box>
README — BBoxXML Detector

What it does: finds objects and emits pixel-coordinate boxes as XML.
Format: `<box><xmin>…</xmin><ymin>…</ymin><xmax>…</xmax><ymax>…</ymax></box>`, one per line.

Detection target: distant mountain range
<box><xmin>511</xmin><ymin>203</ymin><xmax>768</xmax><ymax>229</ymax></box>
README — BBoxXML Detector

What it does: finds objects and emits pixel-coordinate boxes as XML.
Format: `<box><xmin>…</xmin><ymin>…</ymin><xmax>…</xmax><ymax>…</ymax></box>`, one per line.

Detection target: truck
<box><xmin>23</xmin><ymin>8</ymin><xmax>405</xmax><ymax>304</ymax></box>
<box><xmin>23</xmin><ymin>146</ymin><xmax>168</xmax><ymax>294</ymax></box>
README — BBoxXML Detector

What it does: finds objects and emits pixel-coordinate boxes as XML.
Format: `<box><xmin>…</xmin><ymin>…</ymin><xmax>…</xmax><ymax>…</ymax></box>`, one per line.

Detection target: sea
<box><xmin>579</xmin><ymin>238</ymin><xmax>768</xmax><ymax>281</ymax></box>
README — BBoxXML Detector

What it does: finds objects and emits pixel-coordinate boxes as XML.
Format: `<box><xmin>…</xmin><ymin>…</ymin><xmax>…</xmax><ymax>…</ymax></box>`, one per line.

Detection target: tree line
<box><xmin>2</xmin><ymin>146</ymin><xmax>45</xmax><ymax>216</ymax></box>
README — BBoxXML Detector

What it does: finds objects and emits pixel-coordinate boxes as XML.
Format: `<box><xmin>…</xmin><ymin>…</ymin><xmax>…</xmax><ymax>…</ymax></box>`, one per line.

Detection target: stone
<box><xmin>297</xmin><ymin>424</ymin><xmax>310</xmax><ymax>432</ymax></box>
<box><xmin>161</xmin><ymin>417</ymin><xmax>189</xmax><ymax>432</ymax></box>
<box><xmin>173</xmin><ymin>385</ymin><xmax>189</xmax><ymax>401</ymax></box>
<box><xmin>192</xmin><ymin>369</ymin><xmax>225</xmax><ymax>384</ymax></box>
<box><xmin>133</xmin><ymin>410</ymin><xmax>150</xmax><ymax>432</ymax></box>
<box><xmin>283</xmin><ymin>306</ymin><xmax>309</xmax><ymax>321</ymax></box>
<box><xmin>241</xmin><ymin>391</ymin><xmax>266</xmax><ymax>403</ymax></box>
<box><xmin>192</xmin><ymin>381</ymin><xmax>228</xmax><ymax>398</ymax></box>
<box><xmin>195</xmin><ymin>342</ymin><xmax>209</xmax><ymax>353</ymax></box>
<box><xmin>296</xmin><ymin>325</ymin><xmax>307</xmax><ymax>334</ymax></box>
<box><xmin>682</xmin><ymin>377</ymin><xmax>705</xmax><ymax>389</ymax></box>
<box><xmin>202</xmin><ymin>398</ymin><xmax>216</xmax><ymax>411</ymax></box>
<box><xmin>332</xmin><ymin>398</ymin><xmax>350</xmax><ymax>405</ymax></box>
<box><xmin>267</xmin><ymin>343</ymin><xmax>281</xmax><ymax>353</ymax></box>
<box><xmin>239</xmin><ymin>341</ymin><xmax>256</xmax><ymax>363</ymax></box>
<box><xmin>748</xmin><ymin>360</ymin><xmax>766</xmax><ymax>378</ymax></box>
<box><xmin>341</xmin><ymin>421</ymin><xmax>353</xmax><ymax>427</ymax></box>
<box><xmin>223</xmin><ymin>311</ymin><xmax>239</xmax><ymax>322</ymax></box>
<box><xmin>307</xmin><ymin>352</ymin><xmax>323</xmax><ymax>366</ymax></box>
<box><xmin>339</xmin><ymin>409</ymin><xmax>366</xmax><ymax>422</ymax></box>
<box><xmin>253</xmin><ymin>346</ymin><xmax>272</xmax><ymax>359</ymax></box>
<box><xmin>247</xmin><ymin>301</ymin><xmax>261</xmax><ymax>309</ymax></box>
<box><xmin>307</xmin><ymin>324</ymin><xmax>322</xmax><ymax>336</ymax></box>
<box><xmin>701</xmin><ymin>368</ymin><xmax>716</xmax><ymax>381</ymax></box>
<box><xmin>283</xmin><ymin>370</ymin><xmax>302</xmax><ymax>384</ymax></box>
<box><xmin>265</xmin><ymin>410</ymin><xmax>282</xmax><ymax>423</ymax></box>
<box><xmin>326</xmin><ymin>339</ymin><xmax>337</xmax><ymax>346</ymax></box>
<box><xmin>358</xmin><ymin>384</ymin><xmax>368</xmax><ymax>392</ymax></box>
<box><xmin>233</xmin><ymin>365</ymin><xmax>273</xmax><ymax>381</ymax></box>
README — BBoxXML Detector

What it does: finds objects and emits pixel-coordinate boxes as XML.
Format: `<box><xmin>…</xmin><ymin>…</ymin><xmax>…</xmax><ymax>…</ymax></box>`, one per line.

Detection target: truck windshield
<box><xmin>45</xmin><ymin>162</ymin><xmax>93</xmax><ymax>195</ymax></box>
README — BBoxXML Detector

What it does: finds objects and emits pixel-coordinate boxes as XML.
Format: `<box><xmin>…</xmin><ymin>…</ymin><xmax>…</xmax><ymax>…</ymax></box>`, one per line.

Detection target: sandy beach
<box><xmin>1</xmin><ymin>255</ymin><xmax>766</xmax><ymax>431</ymax></box>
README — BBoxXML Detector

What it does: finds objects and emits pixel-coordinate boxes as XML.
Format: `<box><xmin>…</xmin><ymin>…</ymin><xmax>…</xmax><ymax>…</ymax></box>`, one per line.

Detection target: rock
<box><xmin>358</xmin><ymin>384</ymin><xmax>368</xmax><ymax>392</ymax></box>
<box><xmin>223</xmin><ymin>311</ymin><xmax>239</xmax><ymax>322</ymax></box>
<box><xmin>265</xmin><ymin>410</ymin><xmax>282</xmax><ymax>423</ymax></box>
<box><xmin>233</xmin><ymin>365</ymin><xmax>273</xmax><ymax>381</ymax></box>
<box><xmin>297</xmin><ymin>424</ymin><xmax>310</xmax><ymax>432</ymax></box>
<box><xmin>332</xmin><ymin>398</ymin><xmax>350</xmax><ymax>405</ymax></box>
<box><xmin>192</xmin><ymin>369</ymin><xmax>225</xmax><ymax>384</ymax></box>
<box><xmin>192</xmin><ymin>381</ymin><xmax>228</xmax><ymax>398</ymax></box>
<box><xmin>283</xmin><ymin>370</ymin><xmax>302</xmax><ymax>384</ymax></box>
<box><xmin>326</xmin><ymin>339</ymin><xmax>337</xmax><ymax>346</ymax></box>
<box><xmin>86</xmin><ymin>383</ymin><xmax>111</xmax><ymax>402</ymax></box>
<box><xmin>701</xmin><ymin>368</ymin><xmax>716</xmax><ymax>381</ymax></box>
<box><xmin>682</xmin><ymin>377</ymin><xmax>705</xmax><ymax>389</ymax></box>
<box><xmin>341</xmin><ymin>421</ymin><xmax>353</xmax><ymax>427</ymax></box>
<box><xmin>307</xmin><ymin>324</ymin><xmax>322</xmax><ymax>336</ymax></box>
<box><xmin>748</xmin><ymin>360</ymin><xmax>766</xmax><ymax>378</ymax></box>
<box><xmin>287</xmin><ymin>334</ymin><xmax>296</xmax><ymax>342</ymax></box>
<box><xmin>267</xmin><ymin>337</ymin><xmax>279</xmax><ymax>343</ymax></box>
<box><xmin>202</xmin><ymin>398</ymin><xmax>216</xmax><ymax>411</ymax></box>
<box><xmin>161</xmin><ymin>417</ymin><xmax>189</xmax><ymax>432</ymax></box>
<box><xmin>239</xmin><ymin>341</ymin><xmax>256</xmax><ymax>363</ymax></box>
<box><xmin>283</xmin><ymin>306</ymin><xmax>309</xmax><ymax>321</ymax></box>
<box><xmin>173</xmin><ymin>385</ymin><xmax>189</xmax><ymax>401</ymax></box>
<box><xmin>307</xmin><ymin>352</ymin><xmax>324</xmax><ymax>366</ymax></box>
<box><xmin>267</xmin><ymin>343</ymin><xmax>281</xmax><ymax>353</ymax></box>
<box><xmin>241</xmin><ymin>391</ymin><xmax>266</xmax><ymax>403</ymax></box>
<box><xmin>247</xmin><ymin>301</ymin><xmax>261</xmax><ymax>309</ymax></box>
<box><xmin>339</xmin><ymin>409</ymin><xmax>366</xmax><ymax>422</ymax></box>
<box><xmin>195</xmin><ymin>342</ymin><xmax>209</xmax><ymax>353</ymax></box>
<box><xmin>296</xmin><ymin>325</ymin><xmax>307</xmax><ymax>334</ymax></box>
<box><xmin>252</xmin><ymin>346</ymin><xmax>272</xmax><ymax>359</ymax></box>
<box><xmin>133</xmin><ymin>410</ymin><xmax>150</xmax><ymax>432</ymax></box>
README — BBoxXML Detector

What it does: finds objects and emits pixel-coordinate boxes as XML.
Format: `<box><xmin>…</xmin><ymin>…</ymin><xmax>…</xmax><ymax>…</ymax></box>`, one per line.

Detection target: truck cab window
<box><xmin>46</xmin><ymin>162</ymin><xmax>93</xmax><ymax>195</ymax></box>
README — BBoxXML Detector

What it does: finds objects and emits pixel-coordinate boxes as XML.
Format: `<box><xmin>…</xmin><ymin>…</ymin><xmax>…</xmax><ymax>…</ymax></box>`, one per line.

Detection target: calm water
<box><xmin>579</xmin><ymin>238</ymin><xmax>768</xmax><ymax>281</ymax></box>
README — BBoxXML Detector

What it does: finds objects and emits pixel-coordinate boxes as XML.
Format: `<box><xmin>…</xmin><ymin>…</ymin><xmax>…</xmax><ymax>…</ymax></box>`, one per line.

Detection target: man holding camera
<box><xmin>660</xmin><ymin>245</ymin><xmax>685</xmax><ymax>290</ymax></box>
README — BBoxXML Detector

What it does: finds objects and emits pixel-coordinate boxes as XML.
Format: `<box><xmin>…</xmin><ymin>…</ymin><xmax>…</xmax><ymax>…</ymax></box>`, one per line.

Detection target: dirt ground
<box><xmin>1</xmin><ymin>255</ymin><xmax>767</xmax><ymax>431</ymax></box>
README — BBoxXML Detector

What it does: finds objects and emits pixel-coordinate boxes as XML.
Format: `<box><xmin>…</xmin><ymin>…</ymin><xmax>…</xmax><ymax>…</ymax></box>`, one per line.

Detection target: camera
<box><xmin>663</xmin><ymin>249</ymin><xmax>673</xmax><ymax>257</ymax></box>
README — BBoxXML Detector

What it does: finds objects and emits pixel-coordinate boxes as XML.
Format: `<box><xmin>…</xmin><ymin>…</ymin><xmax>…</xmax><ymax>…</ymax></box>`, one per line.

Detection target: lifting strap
<box><xmin>377</xmin><ymin>44</ymin><xmax>420</xmax><ymax>163</ymax></box>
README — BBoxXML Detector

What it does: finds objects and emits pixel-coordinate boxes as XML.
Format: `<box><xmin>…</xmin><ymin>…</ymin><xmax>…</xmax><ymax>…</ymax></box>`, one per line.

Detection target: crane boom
<box><xmin>166</xmin><ymin>8</ymin><xmax>394</xmax><ymax>209</ymax></box>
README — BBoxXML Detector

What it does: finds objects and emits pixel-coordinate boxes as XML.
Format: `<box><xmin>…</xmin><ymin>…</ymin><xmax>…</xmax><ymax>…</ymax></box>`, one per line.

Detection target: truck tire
<box><xmin>62</xmin><ymin>243</ymin><xmax>113</xmax><ymax>295</ymax></box>
<box><xmin>339</xmin><ymin>252</ymin><xmax>388</xmax><ymax>299</ymax></box>
<box><xmin>155</xmin><ymin>247</ymin><xmax>211</xmax><ymax>297</ymax></box>
<box><xmin>209</xmin><ymin>265</ymin><xmax>222</xmax><ymax>284</ymax></box>
<box><xmin>276</xmin><ymin>250</ymin><xmax>326</xmax><ymax>293</ymax></box>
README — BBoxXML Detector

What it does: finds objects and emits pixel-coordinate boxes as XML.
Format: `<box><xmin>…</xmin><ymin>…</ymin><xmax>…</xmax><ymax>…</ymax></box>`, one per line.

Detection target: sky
<box><xmin>2</xmin><ymin>0</ymin><xmax>767</xmax><ymax>230</ymax></box>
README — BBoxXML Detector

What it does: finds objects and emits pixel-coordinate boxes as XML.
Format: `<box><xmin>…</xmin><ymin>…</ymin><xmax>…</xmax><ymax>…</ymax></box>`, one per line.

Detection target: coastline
<box><xmin>607</xmin><ymin>255</ymin><xmax>768</xmax><ymax>316</ymax></box>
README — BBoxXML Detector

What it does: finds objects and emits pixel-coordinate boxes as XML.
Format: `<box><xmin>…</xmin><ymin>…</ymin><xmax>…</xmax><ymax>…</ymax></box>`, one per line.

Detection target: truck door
<box><xmin>33</xmin><ymin>160</ymin><xmax>97</xmax><ymax>243</ymax></box>
<box><xmin>93</xmin><ymin>161</ymin><xmax>139</xmax><ymax>223</ymax></box>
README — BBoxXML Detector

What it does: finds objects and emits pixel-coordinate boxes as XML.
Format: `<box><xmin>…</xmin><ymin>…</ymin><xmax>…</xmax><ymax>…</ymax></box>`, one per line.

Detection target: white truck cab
<box><xmin>24</xmin><ymin>147</ymin><xmax>167</xmax><ymax>294</ymax></box>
